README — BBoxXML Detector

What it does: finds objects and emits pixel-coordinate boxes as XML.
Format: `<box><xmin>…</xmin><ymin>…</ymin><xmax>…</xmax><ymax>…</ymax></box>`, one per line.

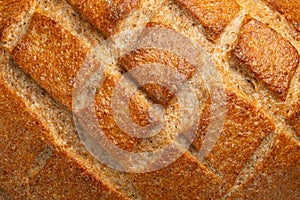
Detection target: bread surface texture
<box><xmin>1</xmin><ymin>0</ymin><xmax>300</xmax><ymax>199</ymax></box>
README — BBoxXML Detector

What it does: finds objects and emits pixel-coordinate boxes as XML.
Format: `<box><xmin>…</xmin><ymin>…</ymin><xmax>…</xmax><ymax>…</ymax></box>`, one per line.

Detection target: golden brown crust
<box><xmin>120</xmin><ymin>48</ymin><xmax>196</xmax><ymax>78</ymax></box>
<box><xmin>129</xmin><ymin>94</ymin><xmax>150</xmax><ymax>127</ymax></box>
<box><xmin>128</xmin><ymin>152</ymin><xmax>230</xmax><ymax>199</ymax></box>
<box><xmin>12</xmin><ymin>12</ymin><xmax>90</xmax><ymax>109</ymax></box>
<box><xmin>119</xmin><ymin>21</ymin><xmax>197</xmax><ymax>107</ymax></box>
<box><xmin>13</xmin><ymin>13</ymin><xmax>152</xmax><ymax>150</ymax></box>
<box><xmin>0</xmin><ymin>0</ymin><xmax>34</xmax><ymax>42</ymax></box>
<box><xmin>94</xmin><ymin>72</ymin><xmax>141</xmax><ymax>151</ymax></box>
<box><xmin>263</xmin><ymin>0</ymin><xmax>300</xmax><ymax>33</ymax></box>
<box><xmin>0</xmin><ymin>77</ymin><xmax>125</xmax><ymax>199</ymax></box>
<box><xmin>174</xmin><ymin>0</ymin><xmax>240</xmax><ymax>41</ymax></box>
<box><xmin>233</xmin><ymin>17</ymin><xmax>300</xmax><ymax>100</ymax></box>
<box><xmin>2</xmin><ymin>0</ymin><xmax>300</xmax><ymax>198</ymax></box>
<box><xmin>0</xmin><ymin>79</ymin><xmax>48</xmax><ymax>199</ymax></box>
<box><xmin>11</xmin><ymin>13</ymin><xmax>148</xmax><ymax>152</ymax></box>
<box><xmin>194</xmin><ymin>90</ymin><xmax>275</xmax><ymax>184</ymax></box>
<box><xmin>228</xmin><ymin>133</ymin><xmax>300</xmax><ymax>199</ymax></box>
<box><xmin>66</xmin><ymin>0</ymin><xmax>140</xmax><ymax>37</ymax></box>
<box><xmin>119</xmin><ymin>48</ymin><xmax>196</xmax><ymax>107</ymax></box>
<box><xmin>288</xmin><ymin>104</ymin><xmax>300</xmax><ymax>136</ymax></box>
<box><xmin>29</xmin><ymin>150</ymin><xmax>125</xmax><ymax>199</ymax></box>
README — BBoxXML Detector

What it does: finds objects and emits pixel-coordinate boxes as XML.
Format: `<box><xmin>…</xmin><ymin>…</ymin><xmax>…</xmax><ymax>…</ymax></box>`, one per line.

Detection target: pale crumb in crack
<box><xmin>1</xmin><ymin>51</ymin><xmax>141</xmax><ymax>199</ymax></box>
<box><xmin>220</xmin><ymin>133</ymin><xmax>274</xmax><ymax>199</ymax></box>
<box><xmin>28</xmin><ymin>146</ymin><xmax>53</xmax><ymax>178</ymax></box>
<box><xmin>216</xmin><ymin>12</ymin><xmax>245</xmax><ymax>58</ymax></box>
<box><xmin>237</xmin><ymin>0</ymin><xmax>300</xmax><ymax>49</ymax></box>
<box><xmin>234</xmin><ymin>132</ymin><xmax>275</xmax><ymax>184</ymax></box>
<box><xmin>1</xmin><ymin>0</ymin><xmax>36</xmax><ymax>50</ymax></box>
<box><xmin>153</xmin><ymin>1</ymin><xmax>214</xmax><ymax>54</ymax></box>
<box><xmin>117</xmin><ymin>0</ymin><xmax>167</xmax><ymax>37</ymax></box>
<box><xmin>36</xmin><ymin>0</ymin><xmax>104</xmax><ymax>48</ymax></box>
<box><xmin>228</xmin><ymin>56</ymin><xmax>300</xmax><ymax>141</ymax></box>
<box><xmin>188</xmin><ymin>145</ymin><xmax>225</xmax><ymax>179</ymax></box>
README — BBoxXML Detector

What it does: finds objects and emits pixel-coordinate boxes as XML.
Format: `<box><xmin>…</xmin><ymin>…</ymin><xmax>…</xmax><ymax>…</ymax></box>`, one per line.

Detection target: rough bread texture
<box><xmin>289</xmin><ymin>103</ymin><xmax>300</xmax><ymax>136</ymax></box>
<box><xmin>0</xmin><ymin>49</ymin><xmax>127</xmax><ymax>199</ymax></box>
<box><xmin>232</xmin><ymin>17</ymin><xmax>299</xmax><ymax>100</ymax></box>
<box><xmin>0</xmin><ymin>0</ymin><xmax>35</xmax><ymax>49</ymax></box>
<box><xmin>11</xmin><ymin>12</ymin><xmax>90</xmax><ymax>109</ymax></box>
<box><xmin>262</xmin><ymin>0</ymin><xmax>300</xmax><ymax>33</ymax></box>
<box><xmin>66</xmin><ymin>0</ymin><xmax>140</xmax><ymax>37</ymax></box>
<box><xmin>1</xmin><ymin>0</ymin><xmax>300</xmax><ymax>199</ymax></box>
<box><xmin>174</xmin><ymin>0</ymin><xmax>240</xmax><ymax>41</ymax></box>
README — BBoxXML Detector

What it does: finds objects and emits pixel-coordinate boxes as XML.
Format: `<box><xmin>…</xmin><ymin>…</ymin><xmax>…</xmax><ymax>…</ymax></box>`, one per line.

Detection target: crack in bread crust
<box><xmin>194</xmin><ymin>90</ymin><xmax>275</xmax><ymax>184</ymax></box>
<box><xmin>1</xmin><ymin>0</ymin><xmax>300</xmax><ymax>199</ymax></box>
<box><xmin>288</xmin><ymin>103</ymin><xmax>300</xmax><ymax>137</ymax></box>
<box><xmin>174</xmin><ymin>0</ymin><xmax>240</xmax><ymax>41</ymax></box>
<box><xmin>262</xmin><ymin>0</ymin><xmax>300</xmax><ymax>33</ymax></box>
<box><xmin>66</xmin><ymin>0</ymin><xmax>140</xmax><ymax>37</ymax></box>
<box><xmin>233</xmin><ymin>17</ymin><xmax>300</xmax><ymax>100</ymax></box>
<box><xmin>227</xmin><ymin>132</ymin><xmax>300</xmax><ymax>199</ymax></box>
<box><xmin>12</xmin><ymin>13</ymin><xmax>90</xmax><ymax>109</ymax></box>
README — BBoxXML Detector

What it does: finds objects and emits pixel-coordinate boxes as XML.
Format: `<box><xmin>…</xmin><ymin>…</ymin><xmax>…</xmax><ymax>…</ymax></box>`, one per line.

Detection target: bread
<box><xmin>0</xmin><ymin>0</ymin><xmax>300</xmax><ymax>199</ymax></box>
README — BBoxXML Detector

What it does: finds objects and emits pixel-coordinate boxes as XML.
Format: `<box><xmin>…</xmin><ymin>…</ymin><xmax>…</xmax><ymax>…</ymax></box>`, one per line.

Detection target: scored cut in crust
<box><xmin>0</xmin><ymin>71</ymin><xmax>125</xmax><ymax>199</ymax></box>
<box><xmin>228</xmin><ymin>132</ymin><xmax>300</xmax><ymax>199</ymax></box>
<box><xmin>233</xmin><ymin>17</ymin><xmax>300</xmax><ymax>100</ymax></box>
<box><xmin>174</xmin><ymin>0</ymin><xmax>240</xmax><ymax>41</ymax></box>
<box><xmin>1</xmin><ymin>0</ymin><xmax>300</xmax><ymax>199</ymax></box>
<box><xmin>66</xmin><ymin>0</ymin><xmax>140</xmax><ymax>37</ymax></box>
<box><xmin>12</xmin><ymin>12</ymin><xmax>90</xmax><ymax>109</ymax></box>
<box><xmin>194</xmin><ymin>90</ymin><xmax>275</xmax><ymax>184</ymax></box>
<box><xmin>262</xmin><ymin>0</ymin><xmax>300</xmax><ymax>33</ymax></box>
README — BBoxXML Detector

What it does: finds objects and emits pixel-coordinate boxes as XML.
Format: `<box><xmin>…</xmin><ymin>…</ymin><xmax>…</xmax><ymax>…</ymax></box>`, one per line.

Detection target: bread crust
<box><xmin>263</xmin><ymin>0</ymin><xmax>300</xmax><ymax>33</ymax></box>
<box><xmin>0</xmin><ymin>74</ymin><xmax>126</xmax><ymax>200</ymax></box>
<box><xmin>233</xmin><ymin>17</ymin><xmax>300</xmax><ymax>100</ymax></box>
<box><xmin>289</xmin><ymin>104</ymin><xmax>300</xmax><ymax>136</ymax></box>
<box><xmin>66</xmin><ymin>0</ymin><xmax>140</xmax><ymax>37</ymax></box>
<box><xmin>12</xmin><ymin>13</ymin><xmax>89</xmax><ymax>109</ymax></box>
<box><xmin>1</xmin><ymin>0</ymin><xmax>300</xmax><ymax>199</ymax></box>
<box><xmin>127</xmin><ymin>152</ymin><xmax>230</xmax><ymax>200</ymax></box>
<box><xmin>120</xmin><ymin>48</ymin><xmax>196</xmax><ymax>107</ymax></box>
<box><xmin>0</xmin><ymin>0</ymin><xmax>34</xmax><ymax>42</ymax></box>
<box><xmin>194</xmin><ymin>90</ymin><xmax>275</xmax><ymax>184</ymax></box>
<box><xmin>228</xmin><ymin>132</ymin><xmax>300</xmax><ymax>199</ymax></box>
<box><xmin>174</xmin><ymin>0</ymin><xmax>240</xmax><ymax>41</ymax></box>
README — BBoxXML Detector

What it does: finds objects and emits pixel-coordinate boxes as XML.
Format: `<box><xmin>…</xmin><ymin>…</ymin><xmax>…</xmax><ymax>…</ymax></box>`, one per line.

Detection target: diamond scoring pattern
<box><xmin>2</xmin><ymin>0</ymin><xmax>300</xmax><ymax>199</ymax></box>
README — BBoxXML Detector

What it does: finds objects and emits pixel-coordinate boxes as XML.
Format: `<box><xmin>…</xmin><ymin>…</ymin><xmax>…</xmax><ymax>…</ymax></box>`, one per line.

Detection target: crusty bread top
<box><xmin>1</xmin><ymin>0</ymin><xmax>300</xmax><ymax>199</ymax></box>
<box><xmin>66</xmin><ymin>0</ymin><xmax>140</xmax><ymax>37</ymax></box>
<box><xmin>174</xmin><ymin>0</ymin><xmax>240</xmax><ymax>41</ymax></box>
<box><xmin>233</xmin><ymin>17</ymin><xmax>300</xmax><ymax>100</ymax></box>
<box><xmin>0</xmin><ymin>0</ymin><xmax>35</xmax><ymax>49</ymax></box>
<box><xmin>289</xmin><ymin>104</ymin><xmax>300</xmax><ymax>136</ymax></box>
<box><xmin>12</xmin><ymin>12</ymin><xmax>90</xmax><ymax>109</ymax></box>
<box><xmin>263</xmin><ymin>0</ymin><xmax>300</xmax><ymax>33</ymax></box>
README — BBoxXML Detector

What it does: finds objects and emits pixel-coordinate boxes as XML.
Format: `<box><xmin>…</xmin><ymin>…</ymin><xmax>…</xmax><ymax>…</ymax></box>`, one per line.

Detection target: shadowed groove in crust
<box><xmin>232</xmin><ymin>17</ymin><xmax>300</xmax><ymax>101</ymax></box>
<box><xmin>262</xmin><ymin>0</ymin><xmax>300</xmax><ymax>33</ymax></box>
<box><xmin>0</xmin><ymin>0</ymin><xmax>36</xmax><ymax>49</ymax></box>
<box><xmin>0</xmin><ymin>47</ymin><xmax>140</xmax><ymax>199</ymax></box>
<box><xmin>66</xmin><ymin>0</ymin><xmax>140</xmax><ymax>37</ymax></box>
<box><xmin>1</xmin><ymin>0</ymin><xmax>300</xmax><ymax>198</ymax></box>
<box><xmin>174</xmin><ymin>0</ymin><xmax>240</xmax><ymax>41</ymax></box>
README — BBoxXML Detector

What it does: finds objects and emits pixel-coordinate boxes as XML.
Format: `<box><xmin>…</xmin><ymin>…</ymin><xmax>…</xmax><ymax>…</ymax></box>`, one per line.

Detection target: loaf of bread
<box><xmin>0</xmin><ymin>0</ymin><xmax>300</xmax><ymax>199</ymax></box>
